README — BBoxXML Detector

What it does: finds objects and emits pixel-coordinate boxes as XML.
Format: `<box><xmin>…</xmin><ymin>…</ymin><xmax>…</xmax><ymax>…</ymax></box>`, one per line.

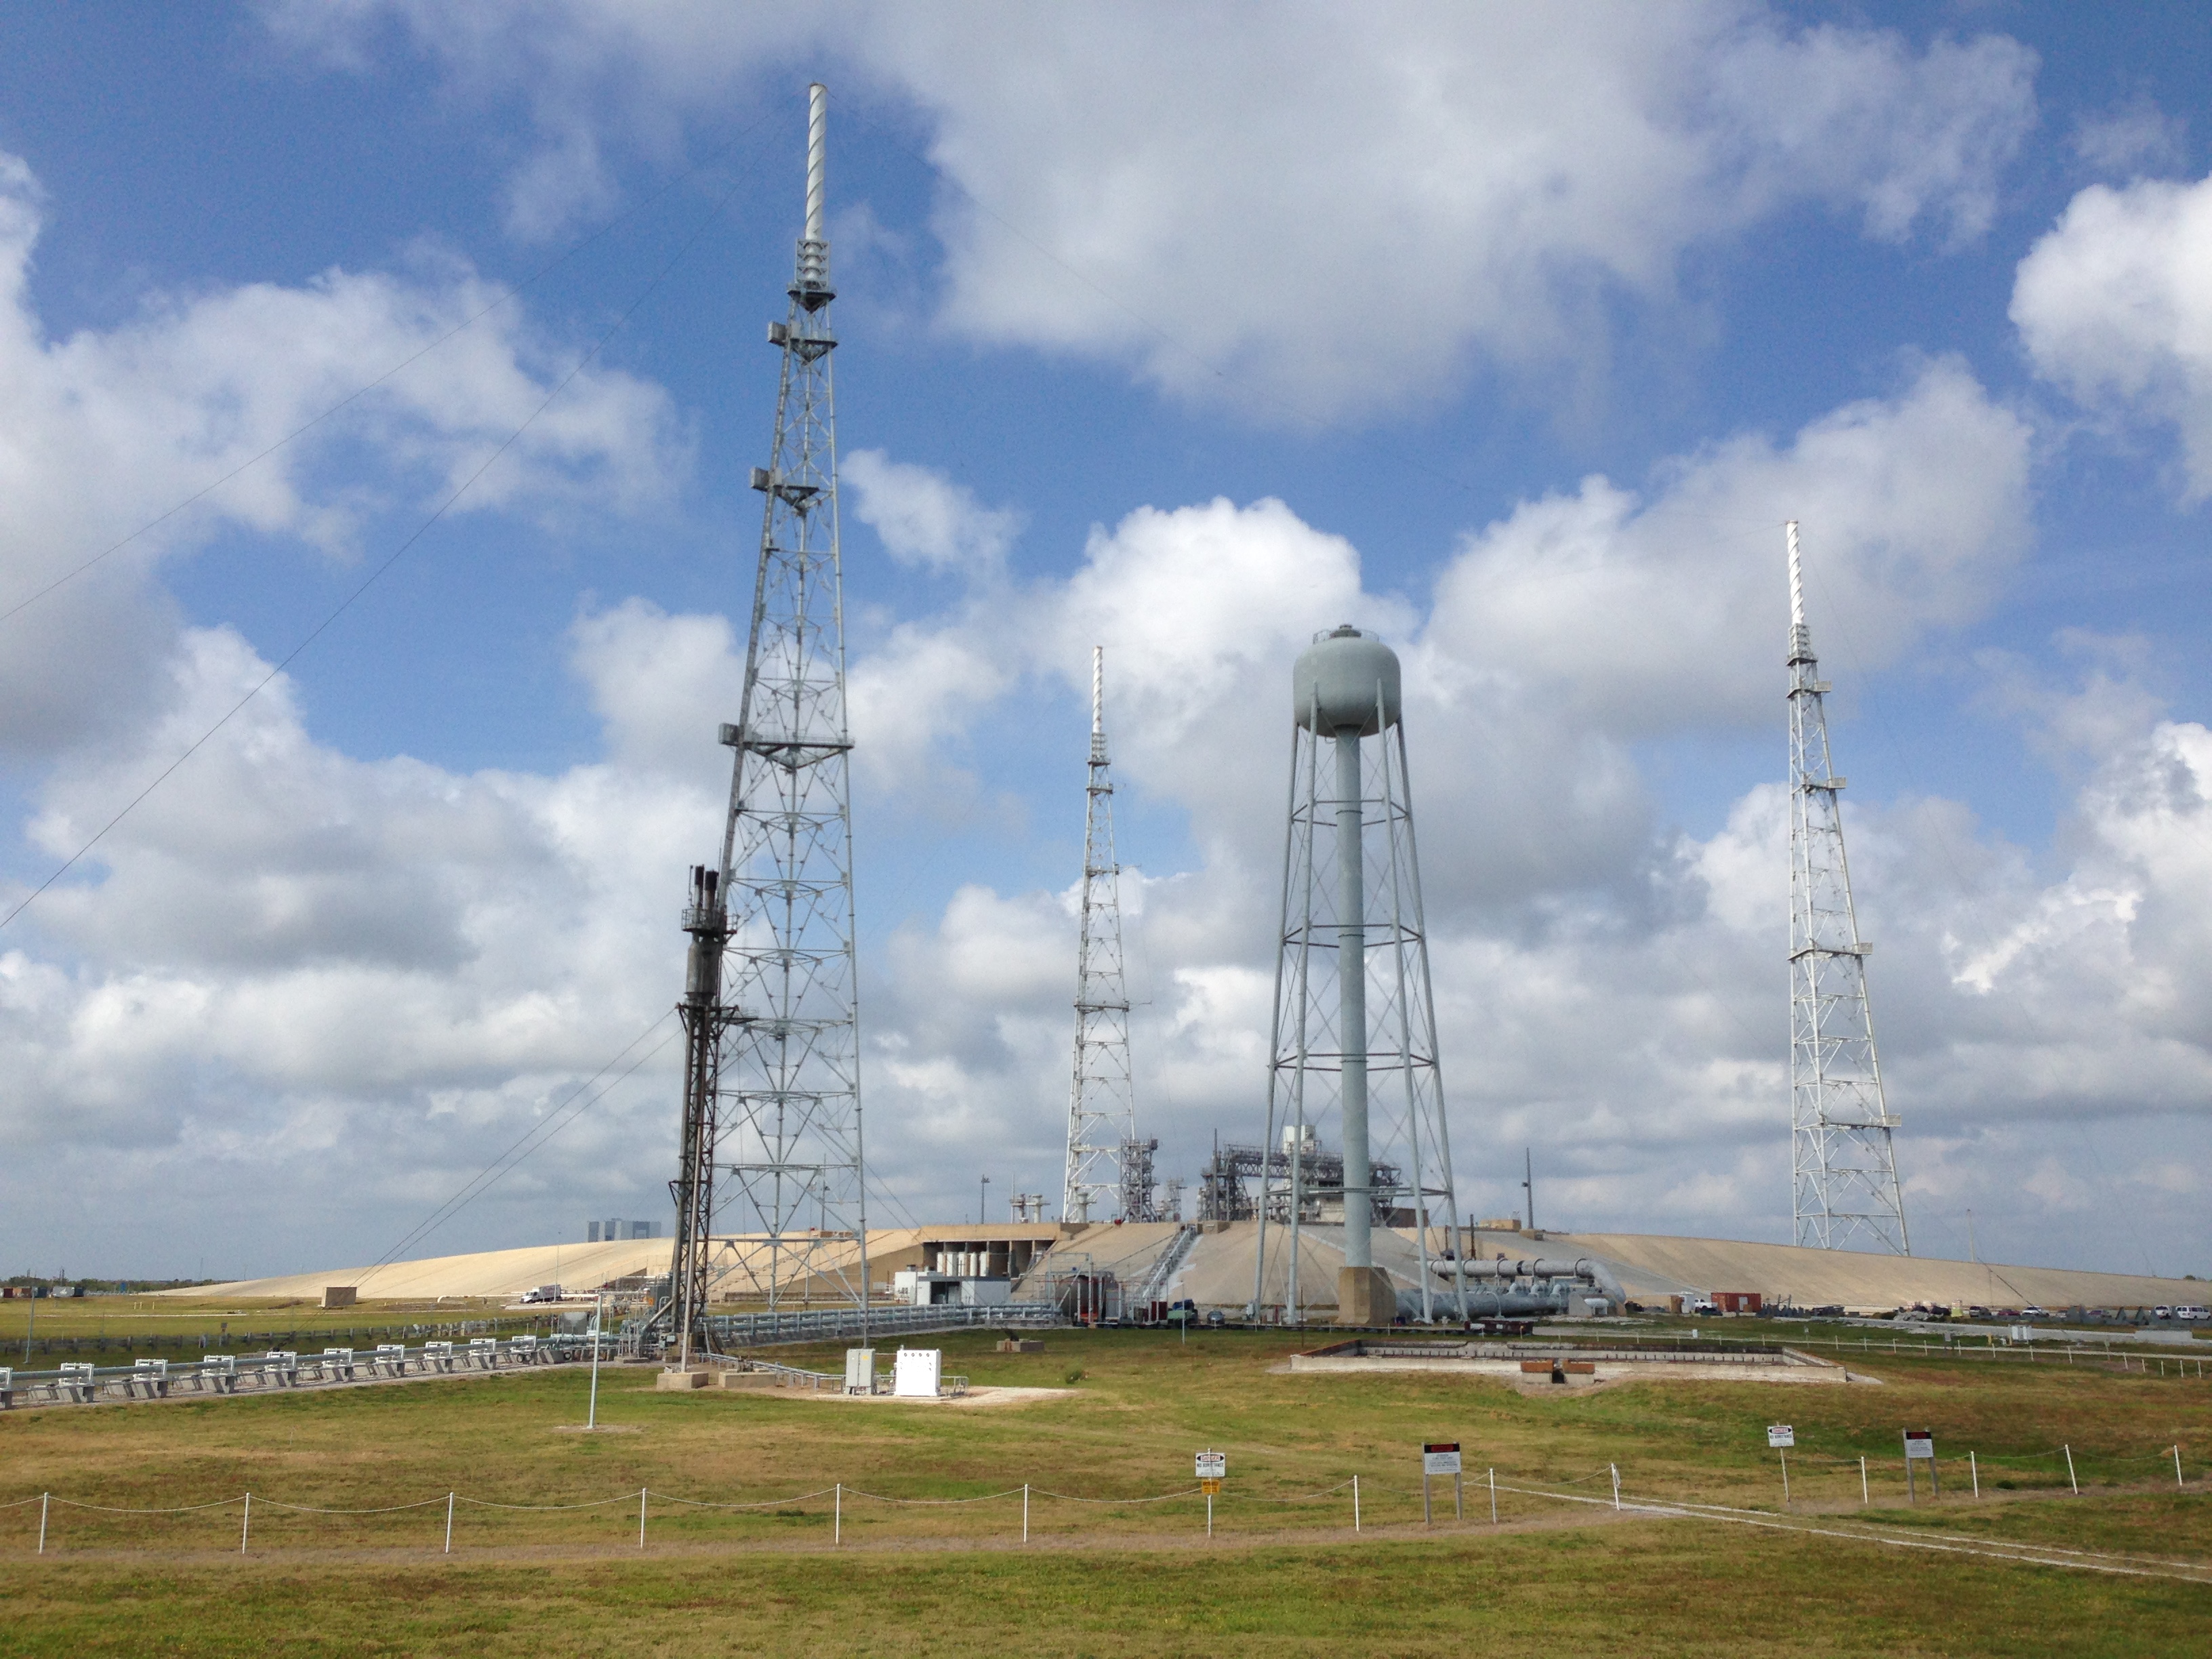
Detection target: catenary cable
<box><xmin>0</xmin><ymin>163</ymin><xmax>752</xmax><ymax>939</ymax></box>
<box><xmin>359</xmin><ymin>1014</ymin><xmax>680</xmax><ymax>1284</ymax></box>
<box><xmin>0</xmin><ymin>106</ymin><xmax>783</xmax><ymax>630</ymax></box>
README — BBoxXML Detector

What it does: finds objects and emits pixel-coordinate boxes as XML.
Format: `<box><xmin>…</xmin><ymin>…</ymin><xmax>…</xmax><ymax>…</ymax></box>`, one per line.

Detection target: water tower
<box><xmin>1254</xmin><ymin>626</ymin><xmax>1468</xmax><ymax>1325</ymax></box>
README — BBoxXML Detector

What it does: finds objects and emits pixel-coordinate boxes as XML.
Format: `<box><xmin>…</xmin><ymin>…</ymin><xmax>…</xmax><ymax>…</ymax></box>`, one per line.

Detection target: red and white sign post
<box><xmin>1422</xmin><ymin>1443</ymin><xmax>1462</xmax><ymax>1524</ymax></box>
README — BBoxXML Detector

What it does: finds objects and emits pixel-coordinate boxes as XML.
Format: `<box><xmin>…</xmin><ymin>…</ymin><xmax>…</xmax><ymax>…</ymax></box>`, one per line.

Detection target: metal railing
<box><xmin>0</xmin><ymin>1334</ymin><xmax>589</xmax><ymax>1411</ymax></box>
<box><xmin>697</xmin><ymin>1301</ymin><xmax>1056</xmax><ymax>1351</ymax></box>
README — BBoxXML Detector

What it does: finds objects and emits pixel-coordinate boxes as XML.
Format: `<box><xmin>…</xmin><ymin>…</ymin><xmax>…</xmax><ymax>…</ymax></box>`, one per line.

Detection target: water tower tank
<box><xmin>1292</xmin><ymin>625</ymin><xmax>1401</xmax><ymax>735</ymax></box>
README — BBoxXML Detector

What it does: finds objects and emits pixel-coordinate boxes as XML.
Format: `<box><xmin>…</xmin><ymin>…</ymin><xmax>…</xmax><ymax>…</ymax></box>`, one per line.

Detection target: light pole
<box><xmin>587</xmin><ymin>1291</ymin><xmax>605</xmax><ymax>1431</ymax></box>
<box><xmin>980</xmin><ymin>1174</ymin><xmax>991</xmax><ymax>1225</ymax></box>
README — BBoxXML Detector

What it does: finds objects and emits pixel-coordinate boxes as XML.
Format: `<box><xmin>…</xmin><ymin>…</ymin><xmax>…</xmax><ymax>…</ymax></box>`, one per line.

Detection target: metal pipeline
<box><xmin>1450</xmin><ymin>1257</ymin><xmax>1596</xmax><ymax>1282</ymax></box>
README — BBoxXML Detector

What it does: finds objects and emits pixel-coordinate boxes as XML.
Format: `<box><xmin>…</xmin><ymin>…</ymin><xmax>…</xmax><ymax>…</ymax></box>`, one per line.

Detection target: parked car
<box><xmin>2154</xmin><ymin>1306</ymin><xmax>2174</xmax><ymax>1320</ymax></box>
<box><xmin>2175</xmin><ymin>1305</ymin><xmax>2210</xmax><ymax>1321</ymax></box>
<box><xmin>2019</xmin><ymin>1305</ymin><xmax>2050</xmax><ymax>1318</ymax></box>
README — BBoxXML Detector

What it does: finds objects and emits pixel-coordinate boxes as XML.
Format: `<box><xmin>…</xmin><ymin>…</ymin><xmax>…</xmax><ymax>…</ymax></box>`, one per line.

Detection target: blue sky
<box><xmin>3</xmin><ymin>2</ymin><xmax>2210</xmax><ymax>1283</ymax></box>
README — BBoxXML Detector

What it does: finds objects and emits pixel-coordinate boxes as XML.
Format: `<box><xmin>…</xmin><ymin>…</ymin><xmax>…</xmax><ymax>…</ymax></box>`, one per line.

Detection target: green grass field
<box><xmin>2</xmin><ymin>1323</ymin><xmax>2208</xmax><ymax>1655</ymax></box>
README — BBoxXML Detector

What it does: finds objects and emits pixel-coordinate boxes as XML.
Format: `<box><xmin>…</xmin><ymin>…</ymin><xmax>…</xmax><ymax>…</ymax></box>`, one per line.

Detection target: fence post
<box><xmin>834</xmin><ymin>1482</ymin><xmax>841</xmax><ymax>1547</ymax></box>
<box><xmin>37</xmin><ymin>1492</ymin><xmax>47</xmax><ymax>1555</ymax></box>
<box><xmin>2064</xmin><ymin>1446</ymin><xmax>2077</xmax><ymax>1494</ymax></box>
<box><xmin>1860</xmin><ymin>1456</ymin><xmax>1868</xmax><ymax>1506</ymax></box>
<box><xmin>1488</xmin><ymin>1466</ymin><xmax>1497</xmax><ymax>1525</ymax></box>
<box><xmin>1779</xmin><ymin>1449</ymin><xmax>1789</xmax><ymax>1508</ymax></box>
<box><xmin>1610</xmin><ymin>1465</ymin><xmax>1620</xmax><ymax>1512</ymax></box>
<box><xmin>241</xmin><ymin>1492</ymin><xmax>251</xmax><ymax>1554</ymax></box>
<box><xmin>2175</xmin><ymin>1446</ymin><xmax>2186</xmax><ymax>1489</ymax></box>
<box><xmin>445</xmin><ymin>1492</ymin><xmax>455</xmax><ymax>1553</ymax></box>
<box><xmin>1206</xmin><ymin>1490</ymin><xmax>1214</xmax><ymax>1539</ymax></box>
<box><xmin>1970</xmin><ymin>1452</ymin><xmax>1978</xmax><ymax>1499</ymax></box>
<box><xmin>1352</xmin><ymin>1475</ymin><xmax>1359</xmax><ymax>1533</ymax></box>
<box><xmin>638</xmin><ymin>1487</ymin><xmax>647</xmax><ymax>1550</ymax></box>
<box><xmin>1023</xmin><ymin>1483</ymin><xmax>1029</xmax><ymax>1544</ymax></box>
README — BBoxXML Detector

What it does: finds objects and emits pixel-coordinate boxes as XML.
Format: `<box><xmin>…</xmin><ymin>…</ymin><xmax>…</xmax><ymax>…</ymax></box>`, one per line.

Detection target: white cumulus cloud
<box><xmin>2013</xmin><ymin>169</ymin><xmax>2212</xmax><ymax>499</ymax></box>
<box><xmin>270</xmin><ymin>1</ymin><xmax>2039</xmax><ymax>419</ymax></box>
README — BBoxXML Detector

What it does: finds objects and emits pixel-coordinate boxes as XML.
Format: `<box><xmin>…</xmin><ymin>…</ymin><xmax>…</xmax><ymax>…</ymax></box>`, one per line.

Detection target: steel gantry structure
<box><xmin>1787</xmin><ymin>520</ymin><xmax>1910</xmax><ymax>1255</ymax></box>
<box><xmin>1063</xmin><ymin>647</ymin><xmax>1149</xmax><ymax>1223</ymax></box>
<box><xmin>659</xmin><ymin>84</ymin><xmax>869</xmax><ymax>1362</ymax></box>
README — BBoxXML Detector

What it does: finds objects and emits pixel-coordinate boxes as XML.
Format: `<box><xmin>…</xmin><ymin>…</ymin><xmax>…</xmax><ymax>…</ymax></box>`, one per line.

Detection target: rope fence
<box><xmin>5</xmin><ymin>1440</ymin><xmax>2203</xmax><ymax>1562</ymax></box>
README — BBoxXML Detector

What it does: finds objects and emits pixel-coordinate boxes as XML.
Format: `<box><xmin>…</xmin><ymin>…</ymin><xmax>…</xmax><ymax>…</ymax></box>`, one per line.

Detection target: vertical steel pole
<box><xmin>1336</xmin><ymin>729</ymin><xmax>1370</xmax><ymax>1276</ymax></box>
<box><xmin>445</xmin><ymin>1492</ymin><xmax>455</xmax><ymax>1553</ymax></box>
<box><xmin>638</xmin><ymin>1488</ymin><xmax>647</xmax><ymax>1549</ymax></box>
<box><xmin>1255</xmin><ymin>726</ymin><xmax>1303</xmax><ymax>1323</ymax></box>
<box><xmin>1970</xmin><ymin>1452</ymin><xmax>1978</xmax><ymax>1498</ymax></box>
<box><xmin>1206</xmin><ymin>1491</ymin><xmax>1214</xmax><ymax>1539</ymax></box>
<box><xmin>1454</xmin><ymin>1471</ymin><xmax>1463</xmax><ymax>1519</ymax></box>
<box><xmin>1391</xmin><ymin>720</ymin><xmax>1466</xmax><ymax>1322</ymax></box>
<box><xmin>38</xmin><ymin>1492</ymin><xmax>47</xmax><ymax>1554</ymax></box>
<box><xmin>1285</xmin><ymin>713</ymin><xmax>1324</xmax><ymax>1322</ymax></box>
<box><xmin>241</xmin><ymin>1492</ymin><xmax>251</xmax><ymax>1553</ymax></box>
<box><xmin>1780</xmin><ymin>1450</ymin><xmax>1789</xmax><ymax>1507</ymax></box>
<box><xmin>1380</xmin><ymin>718</ymin><xmax>1431</xmax><ymax>1322</ymax></box>
<box><xmin>1023</xmin><ymin>1484</ymin><xmax>1029</xmax><ymax>1543</ymax></box>
<box><xmin>835</xmin><ymin>1482</ymin><xmax>842</xmax><ymax>1544</ymax></box>
<box><xmin>1353</xmin><ymin>1475</ymin><xmax>1360</xmax><ymax>1532</ymax></box>
<box><xmin>1422</xmin><ymin>1472</ymin><xmax>1431</xmax><ymax>1527</ymax></box>
<box><xmin>588</xmin><ymin>1292</ymin><xmax>603</xmax><ymax>1431</ymax></box>
<box><xmin>2065</xmin><ymin>1446</ymin><xmax>2077</xmax><ymax>1494</ymax></box>
<box><xmin>1488</xmin><ymin>1467</ymin><xmax>1497</xmax><ymax>1524</ymax></box>
<box><xmin>1860</xmin><ymin>1456</ymin><xmax>1868</xmax><ymax>1504</ymax></box>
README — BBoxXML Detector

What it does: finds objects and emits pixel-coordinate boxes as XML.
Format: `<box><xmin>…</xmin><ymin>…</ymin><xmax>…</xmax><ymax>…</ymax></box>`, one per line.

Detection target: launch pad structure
<box><xmin>657</xmin><ymin>84</ymin><xmax>869</xmax><ymax>1364</ymax></box>
<box><xmin>637</xmin><ymin>102</ymin><xmax>1917</xmax><ymax>1345</ymax></box>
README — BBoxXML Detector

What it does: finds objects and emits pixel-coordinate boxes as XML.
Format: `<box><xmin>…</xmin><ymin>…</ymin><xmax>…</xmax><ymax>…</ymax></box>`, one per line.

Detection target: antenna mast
<box><xmin>1063</xmin><ymin>647</ymin><xmax>1146</xmax><ymax>1223</ymax></box>
<box><xmin>659</xmin><ymin>82</ymin><xmax>869</xmax><ymax>1358</ymax></box>
<box><xmin>1787</xmin><ymin>521</ymin><xmax>1909</xmax><ymax>1254</ymax></box>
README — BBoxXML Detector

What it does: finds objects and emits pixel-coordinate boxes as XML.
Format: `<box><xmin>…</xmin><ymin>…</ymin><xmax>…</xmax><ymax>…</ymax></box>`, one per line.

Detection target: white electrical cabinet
<box><xmin>892</xmin><ymin>1348</ymin><xmax>942</xmax><ymax>1399</ymax></box>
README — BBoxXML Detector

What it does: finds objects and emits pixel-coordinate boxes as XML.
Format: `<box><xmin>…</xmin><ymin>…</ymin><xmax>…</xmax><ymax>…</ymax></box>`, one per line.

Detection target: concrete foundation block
<box><xmin>655</xmin><ymin>1368</ymin><xmax>713</xmax><ymax>1391</ymax></box>
<box><xmin>1336</xmin><ymin>1266</ymin><xmax>1395</xmax><ymax>1327</ymax></box>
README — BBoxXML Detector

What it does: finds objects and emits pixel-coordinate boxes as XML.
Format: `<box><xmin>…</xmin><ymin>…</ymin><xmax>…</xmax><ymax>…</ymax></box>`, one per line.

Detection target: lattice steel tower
<box><xmin>1787</xmin><ymin>521</ymin><xmax>1909</xmax><ymax>1254</ymax></box>
<box><xmin>661</xmin><ymin>83</ymin><xmax>867</xmax><ymax>1361</ymax></box>
<box><xmin>1063</xmin><ymin>647</ymin><xmax>1145</xmax><ymax>1223</ymax></box>
<box><xmin>1254</xmin><ymin>627</ymin><xmax>1467</xmax><ymax>1324</ymax></box>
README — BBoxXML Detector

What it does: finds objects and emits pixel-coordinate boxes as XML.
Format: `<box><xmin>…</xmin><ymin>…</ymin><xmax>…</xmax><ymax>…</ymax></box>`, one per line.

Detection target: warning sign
<box><xmin>1422</xmin><ymin>1442</ymin><xmax>1462</xmax><ymax>1476</ymax></box>
<box><xmin>1767</xmin><ymin>1425</ymin><xmax>1795</xmax><ymax>1449</ymax></box>
<box><xmin>1903</xmin><ymin>1429</ymin><xmax>1935</xmax><ymax>1460</ymax></box>
<box><xmin>1195</xmin><ymin>1450</ymin><xmax>1226</xmax><ymax>1481</ymax></box>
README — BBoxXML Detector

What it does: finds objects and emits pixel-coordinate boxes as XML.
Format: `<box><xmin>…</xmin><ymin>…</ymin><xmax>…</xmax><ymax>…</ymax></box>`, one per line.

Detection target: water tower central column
<box><xmin>1335</xmin><ymin>728</ymin><xmax>1371</xmax><ymax>1274</ymax></box>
